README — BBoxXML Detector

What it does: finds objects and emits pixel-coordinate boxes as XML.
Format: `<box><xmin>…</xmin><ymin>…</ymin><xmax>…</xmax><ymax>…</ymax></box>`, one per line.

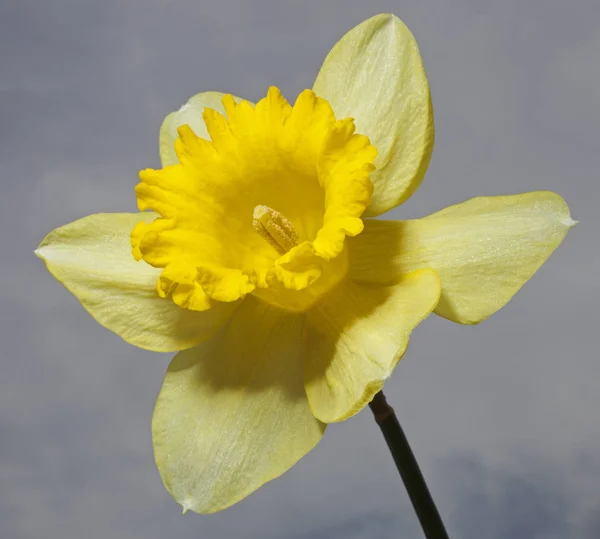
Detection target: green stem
<box><xmin>369</xmin><ymin>391</ymin><xmax>450</xmax><ymax>539</ymax></box>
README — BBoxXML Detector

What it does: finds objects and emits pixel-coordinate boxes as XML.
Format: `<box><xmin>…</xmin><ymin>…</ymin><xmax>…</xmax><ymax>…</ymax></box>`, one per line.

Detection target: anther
<box><xmin>253</xmin><ymin>205</ymin><xmax>299</xmax><ymax>255</ymax></box>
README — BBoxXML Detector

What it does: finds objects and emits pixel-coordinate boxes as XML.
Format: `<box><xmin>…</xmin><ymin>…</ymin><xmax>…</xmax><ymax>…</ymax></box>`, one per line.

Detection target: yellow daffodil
<box><xmin>35</xmin><ymin>14</ymin><xmax>575</xmax><ymax>514</ymax></box>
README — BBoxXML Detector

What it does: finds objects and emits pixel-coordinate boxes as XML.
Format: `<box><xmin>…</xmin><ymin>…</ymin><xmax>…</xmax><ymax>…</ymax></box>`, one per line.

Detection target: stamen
<box><xmin>253</xmin><ymin>205</ymin><xmax>299</xmax><ymax>255</ymax></box>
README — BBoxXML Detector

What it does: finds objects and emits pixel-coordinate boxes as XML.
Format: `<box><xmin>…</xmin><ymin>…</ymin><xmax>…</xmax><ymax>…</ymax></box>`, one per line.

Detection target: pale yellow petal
<box><xmin>35</xmin><ymin>213</ymin><xmax>237</xmax><ymax>352</ymax></box>
<box><xmin>348</xmin><ymin>191</ymin><xmax>576</xmax><ymax>324</ymax></box>
<box><xmin>152</xmin><ymin>296</ymin><xmax>325</xmax><ymax>514</ymax></box>
<box><xmin>159</xmin><ymin>91</ymin><xmax>248</xmax><ymax>166</ymax></box>
<box><xmin>313</xmin><ymin>14</ymin><xmax>434</xmax><ymax>217</ymax></box>
<box><xmin>304</xmin><ymin>270</ymin><xmax>441</xmax><ymax>423</ymax></box>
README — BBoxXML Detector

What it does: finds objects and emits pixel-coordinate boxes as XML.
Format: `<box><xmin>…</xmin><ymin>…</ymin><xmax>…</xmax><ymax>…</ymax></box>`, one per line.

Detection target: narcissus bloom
<box><xmin>36</xmin><ymin>14</ymin><xmax>575</xmax><ymax>514</ymax></box>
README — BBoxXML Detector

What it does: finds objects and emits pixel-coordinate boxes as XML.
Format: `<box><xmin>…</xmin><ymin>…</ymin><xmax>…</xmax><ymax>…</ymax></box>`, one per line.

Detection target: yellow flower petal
<box><xmin>348</xmin><ymin>191</ymin><xmax>576</xmax><ymax>324</ymax></box>
<box><xmin>159</xmin><ymin>91</ymin><xmax>247</xmax><ymax>166</ymax></box>
<box><xmin>304</xmin><ymin>269</ymin><xmax>441</xmax><ymax>423</ymax></box>
<box><xmin>313</xmin><ymin>13</ymin><xmax>433</xmax><ymax>217</ymax></box>
<box><xmin>35</xmin><ymin>213</ymin><xmax>237</xmax><ymax>352</ymax></box>
<box><xmin>139</xmin><ymin>87</ymin><xmax>376</xmax><ymax>313</ymax></box>
<box><xmin>153</xmin><ymin>297</ymin><xmax>324</xmax><ymax>514</ymax></box>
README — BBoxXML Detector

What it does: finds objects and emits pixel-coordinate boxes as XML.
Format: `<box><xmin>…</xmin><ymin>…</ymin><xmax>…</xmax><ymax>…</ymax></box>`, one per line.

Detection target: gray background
<box><xmin>1</xmin><ymin>1</ymin><xmax>598</xmax><ymax>538</ymax></box>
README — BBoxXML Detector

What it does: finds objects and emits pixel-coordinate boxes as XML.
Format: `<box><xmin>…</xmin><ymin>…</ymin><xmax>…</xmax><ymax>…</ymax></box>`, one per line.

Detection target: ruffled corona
<box><xmin>132</xmin><ymin>87</ymin><xmax>377</xmax><ymax>312</ymax></box>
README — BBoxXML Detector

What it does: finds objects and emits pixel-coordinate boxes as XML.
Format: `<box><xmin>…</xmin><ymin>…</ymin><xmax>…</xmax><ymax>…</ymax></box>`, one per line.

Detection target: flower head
<box><xmin>35</xmin><ymin>14</ymin><xmax>575</xmax><ymax>514</ymax></box>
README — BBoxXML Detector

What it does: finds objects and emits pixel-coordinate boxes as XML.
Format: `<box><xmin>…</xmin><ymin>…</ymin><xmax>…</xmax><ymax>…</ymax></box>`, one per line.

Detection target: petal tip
<box><xmin>180</xmin><ymin>500</ymin><xmax>192</xmax><ymax>515</ymax></box>
<box><xmin>563</xmin><ymin>216</ymin><xmax>579</xmax><ymax>228</ymax></box>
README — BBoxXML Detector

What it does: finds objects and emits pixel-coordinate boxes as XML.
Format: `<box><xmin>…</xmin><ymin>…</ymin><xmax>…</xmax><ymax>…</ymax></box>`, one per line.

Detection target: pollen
<box><xmin>253</xmin><ymin>205</ymin><xmax>299</xmax><ymax>255</ymax></box>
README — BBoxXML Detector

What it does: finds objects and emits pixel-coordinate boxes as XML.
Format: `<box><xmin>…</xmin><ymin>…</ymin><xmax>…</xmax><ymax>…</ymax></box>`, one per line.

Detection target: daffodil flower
<box><xmin>36</xmin><ymin>14</ymin><xmax>575</xmax><ymax>514</ymax></box>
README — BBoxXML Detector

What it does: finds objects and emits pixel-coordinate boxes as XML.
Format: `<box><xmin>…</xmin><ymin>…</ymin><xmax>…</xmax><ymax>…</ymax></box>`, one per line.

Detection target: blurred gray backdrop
<box><xmin>1</xmin><ymin>1</ymin><xmax>598</xmax><ymax>538</ymax></box>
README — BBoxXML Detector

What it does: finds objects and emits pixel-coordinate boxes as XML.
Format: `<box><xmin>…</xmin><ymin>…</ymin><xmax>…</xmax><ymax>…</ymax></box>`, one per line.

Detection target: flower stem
<box><xmin>369</xmin><ymin>390</ymin><xmax>449</xmax><ymax>539</ymax></box>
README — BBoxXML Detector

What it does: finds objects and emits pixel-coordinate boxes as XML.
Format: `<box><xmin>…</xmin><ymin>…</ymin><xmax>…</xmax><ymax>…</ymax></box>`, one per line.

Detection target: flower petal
<box><xmin>304</xmin><ymin>270</ymin><xmax>441</xmax><ymax>423</ymax></box>
<box><xmin>159</xmin><ymin>91</ymin><xmax>248</xmax><ymax>166</ymax></box>
<box><xmin>148</xmin><ymin>88</ymin><xmax>377</xmax><ymax>312</ymax></box>
<box><xmin>348</xmin><ymin>192</ymin><xmax>576</xmax><ymax>324</ymax></box>
<box><xmin>152</xmin><ymin>296</ymin><xmax>325</xmax><ymax>514</ymax></box>
<box><xmin>313</xmin><ymin>14</ymin><xmax>434</xmax><ymax>217</ymax></box>
<box><xmin>35</xmin><ymin>213</ymin><xmax>237</xmax><ymax>352</ymax></box>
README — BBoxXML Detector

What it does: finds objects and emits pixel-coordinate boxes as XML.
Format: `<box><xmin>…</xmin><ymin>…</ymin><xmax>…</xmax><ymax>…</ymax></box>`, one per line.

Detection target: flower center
<box><xmin>252</xmin><ymin>205</ymin><xmax>298</xmax><ymax>255</ymax></box>
<box><xmin>131</xmin><ymin>86</ymin><xmax>377</xmax><ymax>313</ymax></box>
